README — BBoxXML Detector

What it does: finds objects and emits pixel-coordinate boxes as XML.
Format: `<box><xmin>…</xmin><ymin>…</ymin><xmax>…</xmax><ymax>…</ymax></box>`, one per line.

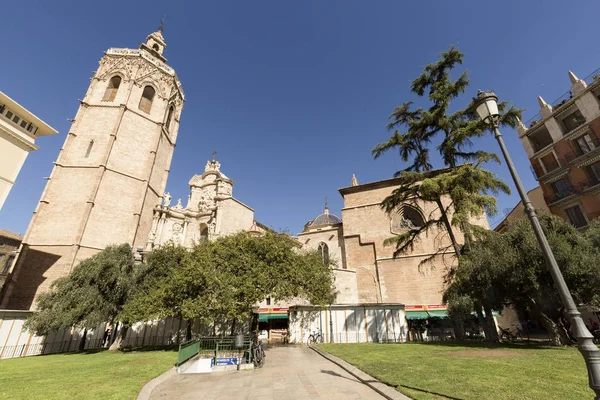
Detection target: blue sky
<box><xmin>2</xmin><ymin>0</ymin><xmax>600</xmax><ymax>236</ymax></box>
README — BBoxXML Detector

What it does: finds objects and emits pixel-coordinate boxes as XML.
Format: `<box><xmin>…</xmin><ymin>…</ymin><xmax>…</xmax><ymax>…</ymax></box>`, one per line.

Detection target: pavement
<box><xmin>148</xmin><ymin>345</ymin><xmax>392</xmax><ymax>399</ymax></box>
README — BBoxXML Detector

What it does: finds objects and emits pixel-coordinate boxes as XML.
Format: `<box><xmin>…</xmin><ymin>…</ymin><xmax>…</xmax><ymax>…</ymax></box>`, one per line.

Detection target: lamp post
<box><xmin>473</xmin><ymin>90</ymin><xmax>600</xmax><ymax>399</ymax></box>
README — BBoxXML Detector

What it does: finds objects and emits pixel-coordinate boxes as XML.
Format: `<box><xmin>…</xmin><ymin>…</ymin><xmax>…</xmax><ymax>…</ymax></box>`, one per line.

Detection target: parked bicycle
<box><xmin>499</xmin><ymin>326</ymin><xmax>525</xmax><ymax>342</ymax></box>
<box><xmin>252</xmin><ymin>337</ymin><xmax>265</xmax><ymax>368</ymax></box>
<box><xmin>307</xmin><ymin>330</ymin><xmax>323</xmax><ymax>345</ymax></box>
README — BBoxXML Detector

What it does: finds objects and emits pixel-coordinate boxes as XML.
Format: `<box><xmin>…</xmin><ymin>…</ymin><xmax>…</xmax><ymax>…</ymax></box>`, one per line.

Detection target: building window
<box><xmin>85</xmin><ymin>140</ymin><xmax>94</xmax><ymax>158</ymax></box>
<box><xmin>266</xmin><ymin>297</ymin><xmax>271</xmax><ymax>306</ymax></box>
<box><xmin>550</xmin><ymin>179</ymin><xmax>572</xmax><ymax>199</ymax></box>
<box><xmin>12</xmin><ymin>115</ymin><xmax>20</xmax><ymax>124</ymax></box>
<box><xmin>540</xmin><ymin>152</ymin><xmax>560</xmax><ymax>173</ymax></box>
<box><xmin>318</xmin><ymin>242</ymin><xmax>329</xmax><ymax>265</ymax></box>
<box><xmin>19</xmin><ymin>120</ymin><xmax>27</xmax><ymax>129</ymax></box>
<box><xmin>199</xmin><ymin>224</ymin><xmax>209</xmax><ymax>243</ymax></box>
<box><xmin>152</xmin><ymin>44</ymin><xmax>160</xmax><ymax>51</ymax></box>
<box><xmin>102</xmin><ymin>76</ymin><xmax>121</xmax><ymax>102</ymax></box>
<box><xmin>165</xmin><ymin>105</ymin><xmax>174</xmax><ymax>130</ymax></box>
<box><xmin>564</xmin><ymin>205</ymin><xmax>587</xmax><ymax>228</ymax></box>
<box><xmin>5</xmin><ymin>110</ymin><xmax>13</xmax><ymax>119</ymax></box>
<box><xmin>391</xmin><ymin>204</ymin><xmax>425</xmax><ymax>234</ymax></box>
<box><xmin>586</xmin><ymin>162</ymin><xmax>600</xmax><ymax>185</ymax></box>
<box><xmin>561</xmin><ymin>109</ymin><xmax>586</xmax><ymax>133</ymax></box>
<box><xmin>139</xmin><ymin>86</ymin><xmax>155</xmax><ymax>114</ymax></box>
<box><xmin>574</xmin><ymin>134</ymin><xmax>596</xmax><ymax>156</ymax></box>
<box><xmin>528</xmin><ymin>126</ymin><xmax>553</xmax><ymax>152</ymax></box>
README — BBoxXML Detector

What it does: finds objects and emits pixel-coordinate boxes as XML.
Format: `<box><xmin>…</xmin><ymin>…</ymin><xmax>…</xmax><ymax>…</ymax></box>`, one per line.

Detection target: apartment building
<box><xmin>517</xmin><ymin>70</ymin><xmax>600</xmax><ymax>228</ymax></box>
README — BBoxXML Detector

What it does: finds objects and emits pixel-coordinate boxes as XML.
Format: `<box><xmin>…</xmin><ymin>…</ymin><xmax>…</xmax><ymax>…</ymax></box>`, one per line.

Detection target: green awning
<box><xmin>406</xmin><ymin>311</ymin><xmax>429</xmax><ymax>320</ymax></box>
<box><xmin>406</xmin><ymin>310</ymin><xmax>449</xmax><ymax>320</ymax></box>
<box><xmin>258</xmin><ymin>313</ymin><xmax>288</xmax><ymax>322</ymax></box>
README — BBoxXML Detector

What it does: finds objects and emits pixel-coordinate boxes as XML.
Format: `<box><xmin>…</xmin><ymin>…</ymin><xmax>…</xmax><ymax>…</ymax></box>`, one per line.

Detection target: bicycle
<box><xmin>499</xmin><ymin>326</ymin><xmax>525</xmax><ymax>342</ymax></box>
<box><xmin>252</xmin><ymin>337</ymin><xmax>265</xmax><ymax>368</ymax></box>
<box><xmin>307</xmin><ymin>330</ymin><xmax>323</xmax><ymax>345</ymax></box>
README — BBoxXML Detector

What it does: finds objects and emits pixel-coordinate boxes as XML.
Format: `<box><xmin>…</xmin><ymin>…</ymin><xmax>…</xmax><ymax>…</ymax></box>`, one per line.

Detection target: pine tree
<box><xmin>373</xmin><ymin>46</ymin><xmax>521</xmax><ymax>260</ymax></box>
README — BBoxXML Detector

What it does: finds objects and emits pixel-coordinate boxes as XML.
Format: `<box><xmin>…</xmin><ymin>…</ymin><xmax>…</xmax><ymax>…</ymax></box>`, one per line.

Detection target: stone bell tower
<box><xmin>1</xmin><ymin>28</ymin><xmax>185</xmax><ymax>310</ymax></box>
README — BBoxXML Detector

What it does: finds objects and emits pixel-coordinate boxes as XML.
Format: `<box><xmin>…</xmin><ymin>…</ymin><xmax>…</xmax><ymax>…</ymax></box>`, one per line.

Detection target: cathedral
<box><xmin>0</xmin><ymin>28</ymin><xmax>490</xmax><ymax>345</ymax></box>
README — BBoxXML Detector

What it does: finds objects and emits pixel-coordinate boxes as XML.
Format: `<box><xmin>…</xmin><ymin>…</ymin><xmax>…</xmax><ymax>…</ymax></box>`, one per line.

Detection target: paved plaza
<box><xmin>149</xmin><ymin>345</ymin><xmax>388</xmax><ymax>399</ymax></box>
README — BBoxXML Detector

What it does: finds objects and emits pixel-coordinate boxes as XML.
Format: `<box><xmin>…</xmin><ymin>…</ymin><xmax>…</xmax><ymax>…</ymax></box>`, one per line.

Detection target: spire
<box><xmin>324</xmin><ymin>197</ymin><xmax>329</xmax><ymax>215</ymax></box>
<box><xmin>516</xmin><ymin>116</ymin><xmax>528</xmax><ymax>137</ymax></box>
<box><xmin>537</xmin><ymin>96</ymin><xmax>548</xmax><ymax>108</ymax></box>
<box><xmin>141</xmin><ymin>24</ymin><xmax>167</xmax><ymax>62</ymax></box>
<box><xmin>568</xmin><ymin>70</ymin><xmax>579</xmax><ymax>84</ymax></box>
<box><xmin>538</xmin><ymin>95</ymin><xmax>553</xmax><ymax>118</ymax></box>
<box><xmin>351</xmin><ymin>174</ymin><xmax>358</xmax><ymax>186</ymax></box>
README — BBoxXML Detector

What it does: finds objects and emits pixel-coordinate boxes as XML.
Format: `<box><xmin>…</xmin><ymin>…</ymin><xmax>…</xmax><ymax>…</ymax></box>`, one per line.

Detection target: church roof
<box><xmin>305</xmin><ymin>205</ymin><xmax>342</xmax><ymax>230</ymax></box>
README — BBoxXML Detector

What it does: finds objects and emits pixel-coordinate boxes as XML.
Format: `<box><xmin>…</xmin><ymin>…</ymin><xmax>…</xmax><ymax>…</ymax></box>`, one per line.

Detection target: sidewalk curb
<box><xmin>309</xmin><ymin>345</ymin><xmax>412</xmax><ymax>400</ymax></box>
<box><xmin>136</xmin><ymin>366</ymin><xmax>177</xmax><ymax>400</ymax></box>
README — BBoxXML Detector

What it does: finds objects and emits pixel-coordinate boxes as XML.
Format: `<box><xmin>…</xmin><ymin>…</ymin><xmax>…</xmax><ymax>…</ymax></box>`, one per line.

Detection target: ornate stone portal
<box><xmin>146</xmin><ymin>159</ymin><xmax>264</xmax><ymax>250</ymax></box>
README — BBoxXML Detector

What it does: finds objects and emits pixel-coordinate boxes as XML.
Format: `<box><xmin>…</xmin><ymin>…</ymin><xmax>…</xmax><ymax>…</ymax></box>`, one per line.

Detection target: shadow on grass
<box><xmin>320</xmin><ymin>368</ymin><xmax>465</xmax><ymax>400</ymax></box>
<box><xmin>394</xmin><ymin>383</ymin><xmax>465</xmax><ymax>400</ymax></box>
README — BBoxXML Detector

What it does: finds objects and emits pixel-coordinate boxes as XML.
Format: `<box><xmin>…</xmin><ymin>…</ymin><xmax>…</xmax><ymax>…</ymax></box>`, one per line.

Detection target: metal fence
<box><xmin>176</xmin><ymin>336</ymin><xmax>253</xmax><ymax>367</ymax></box>
<box><xmin>0</xmin><ymin>338</ymin><xmax>105</xmax><ymax>359</ymax></box>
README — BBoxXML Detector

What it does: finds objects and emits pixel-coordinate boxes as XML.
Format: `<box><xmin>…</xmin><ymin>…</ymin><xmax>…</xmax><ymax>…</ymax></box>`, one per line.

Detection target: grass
<box><xmin>319</xmin><ymin>342</ymin><xmax>591</xmax><ymax>400</ymax></box>
<box><xmin>0</xmin><ymin>348</ymin><xmax>176</xmax><ymax>400</ymax></box>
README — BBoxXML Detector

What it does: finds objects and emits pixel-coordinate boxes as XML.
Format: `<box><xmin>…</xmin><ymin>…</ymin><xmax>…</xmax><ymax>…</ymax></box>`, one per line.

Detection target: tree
<box><xmin>373</xmin><ymin>46</ymin><xmax>521</xmax><ymax>260</ymax></box>
<box><xmin>122</xmin><ymin>232</ymin><xmax>335</xmax><ymax>335</ymax></box>
<box><xmin>372</xmin><ymin>46</ymin><xmax>521</xmax><ymax>341</ymax></box>
<box><xmin>25</xmin><ymin>244</ymin><xmax>137</xmax><ymax>349</ymax></box>
<box><xmin>447</xmin><ymin>216</ymin><xmax>600</xmax><ymax>345</ymax></box>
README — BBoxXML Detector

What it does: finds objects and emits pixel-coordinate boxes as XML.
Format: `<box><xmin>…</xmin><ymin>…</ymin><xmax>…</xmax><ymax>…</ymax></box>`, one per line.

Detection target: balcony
<box><xmin>564</xmin><ymin>145</ymin><xmax>600</xmax><ymax>165</ymax></box>
<box><xmin>544</xmin><ymin>188</ymin><xmax>577</xmax><ymax>206</ymax></box>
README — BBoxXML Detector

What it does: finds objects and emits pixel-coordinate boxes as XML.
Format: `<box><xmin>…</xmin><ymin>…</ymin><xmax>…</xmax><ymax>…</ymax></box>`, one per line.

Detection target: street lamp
<box><xmin>473</xmin><ymin>90</ymin><xmax>600</xmax><ymax>399</ymax></box>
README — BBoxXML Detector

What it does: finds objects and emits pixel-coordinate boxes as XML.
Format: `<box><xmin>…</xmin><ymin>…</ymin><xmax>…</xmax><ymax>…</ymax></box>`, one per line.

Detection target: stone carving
<box><xmin>198</xmin><ymin>194</ymin><xmax>212</xmax><ymax>212</ymax></box>
<box><xmin>186</xmin><ymin>194</ymin><xmax>191</xmax><ymax>209</ymax></box>
<box><xmin>205</xmin><ymin>160</ymin><xmax>221</xmax><ymax>172</ymax></box>
<box><xmin>173</xmin><ymin>198</ymin><xmax>183</xmax><ymax>210</ymax></box>
<box><xmin>209</xmin><ymin>218</ymin><xmax>217</xmax><ymax>234</ymax></box>
<box><xmin>147</xmin><ymin>230</ymin><xmax>156</xmax><ymax>242</ymax></box>
<box><xmin>397</xmin><ymin>217</ymin><xmax>417</xmax><ymax>231</ymax></box>
<box><xmin>164</xmin><ymin>192</ymin><xmax>172</xmax><ymax>207</ymax></box>
<box><xmin>172</xmin><ymin>222</ymin><xmax>182</xmax><ymax>233</ymax></box>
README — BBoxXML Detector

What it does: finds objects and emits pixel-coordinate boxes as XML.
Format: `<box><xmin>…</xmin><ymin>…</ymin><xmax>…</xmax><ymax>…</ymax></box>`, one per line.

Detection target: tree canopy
<box><xmin>122</xmin><ymin>231</ymin><xmax>335</xmax><ymax>326</ymax></box>
<box><xmin>446</xmin><ymin>215</ymin><xmax>600</xmax><ymax>345</ymax></box>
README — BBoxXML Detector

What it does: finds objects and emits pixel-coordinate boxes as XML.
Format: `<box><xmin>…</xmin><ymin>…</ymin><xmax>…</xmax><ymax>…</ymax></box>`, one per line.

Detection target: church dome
<box><xmin>306</xmin><ymin>204</ymin><xmax>342</xmax><ymax>230</ymax></box>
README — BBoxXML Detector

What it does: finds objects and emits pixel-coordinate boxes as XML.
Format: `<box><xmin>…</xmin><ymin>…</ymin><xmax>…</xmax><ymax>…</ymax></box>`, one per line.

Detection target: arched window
<box><xmin>199</xmin><ymin>224</ymin><xmax>209</xmax><ymax>243</ymax></box>
<box><xmin>139</xmin><ymin>86</ymin><xmax>155</xmax><ymax>113</ymax></box>
<box><xmin>102</xmin><ymin>76</ymin><xmax>121</xmax><ymax>102</ymax></box>
<box><xmin>318</xmin><ymin>242</ymin><xmax>329</xmax><ymax>265</ymax></box>
<box><xmin>165</xmin><ymin>105</ymin><xmax>175</xmax><ymax>130</ymax></box>
<box><xmin>152</xmin><ymin>44</ymin><xmax>160</xmax><ymax>51</ymax></box>
<box><xmin>391</xmin><ymin>204</ymin><xmax>425</xmax><ymax>234</ymax></box>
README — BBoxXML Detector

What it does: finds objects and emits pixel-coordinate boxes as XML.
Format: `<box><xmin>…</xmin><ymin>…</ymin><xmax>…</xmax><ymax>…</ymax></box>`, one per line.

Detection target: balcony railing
<box><xmin>564</xmin><ymin>145</ymin><xmax>600</xmax><ymax>164</ymax></box>
<box><xmin>526</xmin><ymin>112</ymin><xmax>542</xmax><ymax>128</ymax></box>
<box><xmin>552</xmin><ymin>91</ymin><xmax>574</xmax><ymax>110</ymax></box>
<box><xmin>583</xmin><ymin>67</ymin><xmax>600</xmax><ymax>86</ymax></box>
<box><xmin>544</xmin><ymin>181</ymin><xmax>600</xmax><ymax>205</ymax></box>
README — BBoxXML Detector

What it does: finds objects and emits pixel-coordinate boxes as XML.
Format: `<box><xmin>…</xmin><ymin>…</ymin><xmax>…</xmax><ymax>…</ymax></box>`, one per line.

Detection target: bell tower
<box><xmin>1</xmin><ymin>28</ymin><xmax>185</xmax><ymax>310</ymax></box>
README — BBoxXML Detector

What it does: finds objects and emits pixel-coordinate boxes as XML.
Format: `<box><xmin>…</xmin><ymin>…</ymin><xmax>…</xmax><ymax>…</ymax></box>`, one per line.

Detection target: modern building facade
<box><xmin>0</xmin><ymin>92</ymin><xmax>57</xmax><ymax>210</ymax></box>
<box><xmin>518</xmin><ymin>70</ymin><xmax>600</xmax><ymax>228</ymax></box>
<box><xmin>0</xmin><ymin>29</ymin><xmax>185</xmax><ymax>310</ymax></box>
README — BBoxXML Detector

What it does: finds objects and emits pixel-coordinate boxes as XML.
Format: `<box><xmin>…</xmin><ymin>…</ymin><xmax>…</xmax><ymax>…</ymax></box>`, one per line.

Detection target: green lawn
<box><xmin>319</xmin><ymin>342</ymin><xmax>591</xmax><ymax>400</ymax></box>
<box><xmin>0</xmin><ymin>348</ymin><xmax>176</xmax><ymax>400</ymax></box>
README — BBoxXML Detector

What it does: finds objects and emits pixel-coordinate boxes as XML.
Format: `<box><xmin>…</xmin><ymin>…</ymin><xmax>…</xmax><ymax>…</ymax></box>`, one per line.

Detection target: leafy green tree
<box><xmin>123</xmin><ymin>232</ymin><xmax>335</xmax><ymax>335</ymax></box>
<box><xmin>447</xmin><ymin>216</ymin><xmax>600</xmax><ymax>345</ymax></box>
<box><xmin>25</xmin><ymin>244</ymin><xmax>137</xmax><ymax>349</ymax></box>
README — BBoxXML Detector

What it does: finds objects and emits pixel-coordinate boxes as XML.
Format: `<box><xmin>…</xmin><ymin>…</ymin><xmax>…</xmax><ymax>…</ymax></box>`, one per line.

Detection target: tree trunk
<box><xmin>186</xmin><ymin>320</ymin><xmax>192</xmax><ymax>341</ymax></box>
<box><xmin>78</xmin><ymin>329</ymin><xmax>88</xmax><ymax>351</ymax></box>
<box><xmin>176</xmin><ymin>317</ymin><xmax>183</xmax><ymax>345</ymax></box>
<box><xmin>230</xmin><ymin>318</ymin><xmax>237</xmax><ymax>336</ymax></box>
<box><xmin>453</xmin><ymin>317</ymin><xmax>465</xmax><ymax>340</ymax></box>
<box><xmin>108</xmin><ymin>325</ymin><xmax>128</xmax><ymax>351</ymax></box>
<box><xmin>483</xmin><ymin>303</ymin><xmax>499</xmax><ymax>342</ymax></box>
<box><xmin>435</xmin><ymin>198</ymin><xmax>461</xmax><ymax>257</ymax></box>
<box><xmin>529</xmin><ymin>301</ymin><xmax>563</xmax><ymax>346</ymax></box>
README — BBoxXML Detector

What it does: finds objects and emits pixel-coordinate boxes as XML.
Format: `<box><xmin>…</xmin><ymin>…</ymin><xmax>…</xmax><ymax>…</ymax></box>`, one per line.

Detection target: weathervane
<box><xmin>158</xmin><ymin>15</ymin><xmax>166</xmax><ymax>32</ymax></box>
<box><xmin>212</xmin><ymin>151</ymin><xmax>217</xmax><ymax>162</ymax></box>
